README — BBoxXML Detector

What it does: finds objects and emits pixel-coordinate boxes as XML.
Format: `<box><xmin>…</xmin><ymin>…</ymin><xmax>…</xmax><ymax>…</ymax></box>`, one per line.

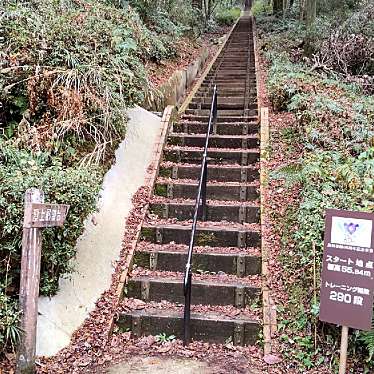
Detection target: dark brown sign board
<box><xmin>320</xmin><ymin>209</ymin><xmax>374</xmax><ymax>331</ymax></box>
<box><xmin>23</xmin><ymin>203</ymin><xmax>70</xmax><ymax>228</ymax></box>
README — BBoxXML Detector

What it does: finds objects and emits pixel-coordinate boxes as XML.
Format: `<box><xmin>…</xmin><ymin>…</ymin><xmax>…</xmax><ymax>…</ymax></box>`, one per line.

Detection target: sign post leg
<box><xmin>338</xmin><ymin>326</ymin><xmax>349</xmax><ymax>374</ymax></box>
<box><xmin>16</xmin><ymin>189</ymin><xmax>44</xmax><ymax>374</ymax></box>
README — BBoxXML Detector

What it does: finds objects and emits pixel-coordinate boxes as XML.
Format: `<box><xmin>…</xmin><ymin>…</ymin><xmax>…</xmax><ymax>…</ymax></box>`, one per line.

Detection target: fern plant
<box><xmin>359</xmin><ymin>315</ymin><xmax>374</xmax><ymax>362</ymax></box>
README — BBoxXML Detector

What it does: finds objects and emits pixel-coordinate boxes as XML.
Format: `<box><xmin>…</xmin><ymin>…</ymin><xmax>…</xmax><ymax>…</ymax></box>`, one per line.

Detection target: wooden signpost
<box><xmin>320</xmin><ymin>209</ymin><xmax>374</xmax><ymax>374</ymax></box>
<box><xmin>16</xmin><ymin>188</ymin><xmax>69</xmax><ymax>374</ymax></box>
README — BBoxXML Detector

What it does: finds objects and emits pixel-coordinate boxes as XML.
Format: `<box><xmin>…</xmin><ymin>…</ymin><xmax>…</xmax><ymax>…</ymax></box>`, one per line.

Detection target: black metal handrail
<box><xmin>183</xmin><ymin>85</ymin><xmax>218</xmax><ymax>345</ymax></box>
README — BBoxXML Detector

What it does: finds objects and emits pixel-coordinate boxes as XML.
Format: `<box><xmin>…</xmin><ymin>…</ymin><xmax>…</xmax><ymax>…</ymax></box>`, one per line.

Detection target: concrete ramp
<box><xmin>36</xmin><ymin>107</ymin><xmax>162</xmax><ymax>357</ymax></box>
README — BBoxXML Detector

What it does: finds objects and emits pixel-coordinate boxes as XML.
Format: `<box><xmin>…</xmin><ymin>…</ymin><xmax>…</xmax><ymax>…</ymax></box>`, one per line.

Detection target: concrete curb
<box><xmin>143</xmin><ymin>53</ymin><xmax>209</xmax><ymax>111</ymax></box>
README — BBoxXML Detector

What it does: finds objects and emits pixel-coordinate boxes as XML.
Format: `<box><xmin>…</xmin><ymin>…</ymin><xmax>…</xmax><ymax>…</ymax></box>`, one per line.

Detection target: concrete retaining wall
<box><xmin>143</xmin><ymin>48</ymin><xmax>210</xmax><ymax>111</ymax></box>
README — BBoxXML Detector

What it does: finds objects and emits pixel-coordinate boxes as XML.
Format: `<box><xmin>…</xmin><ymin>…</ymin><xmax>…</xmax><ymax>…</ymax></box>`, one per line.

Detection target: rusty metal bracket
<box><xmin>175</xmin><ymin>149</ymin><xmax>181</xmax><ymax>163</ymax></box>
<box><xmin>167</xmin><ymin>184</ymin><xmax>174</xmax><ymax>199</ymax></box>
<box><xmin>241</xmin><ymin>152</ymin><xmax>248</xmax><ymax>166</ymax></box>
<box><xmin>240</xmin><ymin>168</ymin><xmax>248</xmax><ymax>183</ymax></box>
<box><xmin>149</xmin><ymin>252</ymin><xmax>158</xmax><ymax>270</ymax></box>
<box><xmin>236</xmin><ymin>254</ymin><xmax>246</xmax><ymax>277</ymax></box>
<box><xmin>238</xmin><ymin>206</ymin><xmax>246</xmax><ymax>223</ymax></box>
<box><xmin>162</xmin><ymin>204</ymin><xmax>169</xmax><ymax>219</ymax></box>
<box><xmin>141</xmin><ymin>280</ymin><xmax>150</xmax><ymax>301</ymax></box>
<box><xmin>239</xmin><ymin>186</ymin><xmax>246</xmax><ymax>201</ymax></box>
<box><xmin>172</xmin><ymin>165</ymin><xmax>178</xmax><ymax>179</ymax></box>
<box><xmin>233</xmin><ymin>322</ymin><xmax>245</xmax><ymax>346</ymax></box>
<box><xmin>241</xmin><ymin>138</ymin><xmax>248</xmax><ymax>149</ymax></box>
<box><xmin>155</xmin><ymin>228</ymin><xmax>163</xmax><ymax>244</ymax></box>
<box><xmin>237</xmin><ymin>231</ymin><xmax>246</xmax><ymax>248</ymax></box>
<box><xmin>235</xmin><ymin>286</ymin><xmax>245</xmax><ymax>308</ymax></box>
<box><xmin>131</xmin><ymin>315</ymin><xmax>142</xmax><ymax>337</ymax></box>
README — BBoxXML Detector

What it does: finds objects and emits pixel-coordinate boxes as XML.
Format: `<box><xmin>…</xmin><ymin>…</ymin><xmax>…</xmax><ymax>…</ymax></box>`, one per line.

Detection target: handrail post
<box><xmin>213</xmin><ymin>88</ymin><xmax>218</xmax><ymax>122</ymax></box>
<box><xmin>200</xmin><ymin>160</ymin><xmax>208</xmax><ymax>221</ymax></box>
<box><xmin>183</xmin><ymin>271</ymin><xmax>192</xmax><ymax>345</ymax></box>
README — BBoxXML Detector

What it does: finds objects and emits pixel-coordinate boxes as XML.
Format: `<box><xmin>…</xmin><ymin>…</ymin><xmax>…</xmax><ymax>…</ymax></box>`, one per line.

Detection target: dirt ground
<box><xmin>104</xmin><ymin>357</ymin><xmax>210</xmax><ymax>374</ymax></box>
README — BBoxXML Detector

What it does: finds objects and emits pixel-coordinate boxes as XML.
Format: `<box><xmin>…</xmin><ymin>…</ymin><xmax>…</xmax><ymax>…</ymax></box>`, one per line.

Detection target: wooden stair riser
<box><xmin>172</xmin><ymin>122</ymin><xmax>259</xmax><ymax>135</ymax></box>
<box><xmin>163</xmin><ymin>149</ymin><xmax>260</xmax><ymax>165</ymax></box>
<box><xmin>159</xmin><ymin>165</ymin><xmax>259</xmax><ymax>182</ymax></box>
<box><xmin>140</xmin><ymin>226</ymin><xmax>261</xmax><ymax>248</ymax></box>
<box><xmin>150</xmin><ymin>203</ymin><xmax>260</xmax><ymax>223</ymax></box>
<box><xmin>134</xmin><ymin>250</ymin><xmax>261</xmax><ymax>276</ymax></box>
<box><xmin>167</xmin><ymin>134</ymin><xmax>259</xmax><ymax>149</ymax></box>
<box><xmin>155</xmin><ymin>182</ymin><xmax>259</xmax><ymax>201</ymax></box>
<box><xmin>117</xmin><ymin>311</ymin><xmax>259</xmax><ymax>345</ymax></box>
<box><xmin>126</xmin><ymin>278</ymin><xmax>260</xmax><ymax>307</ymax></box>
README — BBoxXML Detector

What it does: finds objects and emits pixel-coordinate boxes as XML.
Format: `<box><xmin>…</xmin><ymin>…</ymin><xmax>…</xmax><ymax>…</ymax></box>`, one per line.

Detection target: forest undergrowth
<box><xmin>256</xmin><ymin>0</ymin><xmax>374</xmax><ymax>371</ymax></box>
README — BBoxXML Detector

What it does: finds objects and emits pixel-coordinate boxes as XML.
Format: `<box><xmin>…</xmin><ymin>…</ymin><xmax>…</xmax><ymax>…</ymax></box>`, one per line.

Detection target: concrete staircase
<box><xmin>117</xmin><ymin>16</ymin><xmax>261</xmax><ymax>346</ymax></box>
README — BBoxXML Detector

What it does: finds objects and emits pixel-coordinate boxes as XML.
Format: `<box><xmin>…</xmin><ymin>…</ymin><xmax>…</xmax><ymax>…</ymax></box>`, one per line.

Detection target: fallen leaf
<box><xmin>264</xmin><ymin>354</ymin><xmax>282</xmax><ymax>365</ymax></box>
<box><xmin>157</xmin><ymin>343</ymin><xmax>172</xmax><ymax>353</ymax></box>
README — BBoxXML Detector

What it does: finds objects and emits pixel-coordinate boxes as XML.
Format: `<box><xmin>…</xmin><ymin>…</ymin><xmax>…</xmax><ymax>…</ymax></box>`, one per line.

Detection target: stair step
<box><xmin>140</xmin><ymin>222</ymin><xmax>261</xmax><ymax>247</ymax></box>
<box><xmin>188</xmin><ymin>102</ymin><xmax>246</xmax><ymax>110</ymax></box>
<box><xmin>116</xmin><ymin>14</ymin><xmax>262</xmax><ymax>349</ymax></box>
<box><xmin>172</xmin><ymin>121</ymin><xmax>259</xmax><ymax>135</ymax></box>
<box><xmin>181</xmin><ymin>115</ymin><xmax>258</xmax><ymax>123</ymax></box>
<box><xmin>134</xmin><ymin>245</ymin><xmax>261</xmax><ymax>275</ymax></box>
<box><xmin>167</xmin><ymin>133</ymin><xmax>259</xmax><ymax>149</ymax></box>
<box><xmin>159</xmin><ymin>163</ymin><xmax>259</xmax><ymax>182</ymax></box>
<box><xmin>184</xmin><ymin>109</ymin><xmax>257</xmax><ymax>117</ymax></box>
<box><xmin>117</xmin><ymin>308</ymin><xmax>260</xmax><ymax>345</ymax></box>
<box><xmin>163</xmin><ymin>146</ymin><xmax>260</xmax><ymax>165</ymax></box>
<box><xmin>149</xmin><ymin>200</ymin><xmax>260</xmax><ymax>223</ymax></box>
<box><xmin>126</xmin><ymin>275</ymin><xmax>261</xmax><ymax>307</ymax></box>
<box><xmin>191</xmin><ymin>97</ymin><xmax>254</xmax><ymax>105</ymax></box>
<box><xmin>207</xmin><ymin>69</ymin><xmax>248</xmax><ymax>75</ymax></box>
<box><xmin>154</xmin><ymin>180</ymin><xmax>259</xmax><ymax>201</ymax></box>
<box><xmin>195</xmin><ymin>90</ymin><xmax>248</xmax><ymax>97</ymax></box>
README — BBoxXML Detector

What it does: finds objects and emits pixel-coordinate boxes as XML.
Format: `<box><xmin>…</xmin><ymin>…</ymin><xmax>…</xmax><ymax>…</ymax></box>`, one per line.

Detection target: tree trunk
<box><xmin>273</xmin><ymin>0</ymin><xmax>283</xmax><ymax>14</ymax></box>
<box><xmin>283</xmin><ymin>0</ymin><xmax>291</xmax><ymax>17</ymax></box>
<box><xmin>305</xmin><ymin>0</ymin><xmax>316</xmax><ymax>27</ymax></box>
<box><xmin>299</xmin><ymin>0</ymin><xmax>305</xmax><ymax>21</ymax></box>
<box><xmin>207</xmin><ymin>0</ymin><xmax>212</xmax><ymax>18</ymax></box>
<box><xmin>192</xmin><ymin>0</ymin><xmax>202</xmax><ymax>8</ymax></box>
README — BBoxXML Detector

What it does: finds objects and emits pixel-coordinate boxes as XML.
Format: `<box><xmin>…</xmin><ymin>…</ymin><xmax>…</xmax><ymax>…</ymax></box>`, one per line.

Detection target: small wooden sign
<box><xmin>23</xmin><ymin>203</ymin><xmax>69</xmax><ymax>228</ymax></box>
<box><xmin>320</xmin><ymin>209</ymin><xmax>374</xmax><ymax>330</ymax></box>
<box><xmin>17</xmin><ymin>189</ymin><xmax>70</xmax><ymax>374</ymax></box>
<box><xmin>320</xmin><ymin>209</ymin><xmax>374</xmax><ymax>374</ymax></box>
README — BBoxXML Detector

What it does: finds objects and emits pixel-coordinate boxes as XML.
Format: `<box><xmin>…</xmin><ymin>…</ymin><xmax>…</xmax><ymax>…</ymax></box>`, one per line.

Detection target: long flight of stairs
<box><xmin>117</xmin><ymin>15</ymin><xmax>262</xmax><ymax>346</ymax></box>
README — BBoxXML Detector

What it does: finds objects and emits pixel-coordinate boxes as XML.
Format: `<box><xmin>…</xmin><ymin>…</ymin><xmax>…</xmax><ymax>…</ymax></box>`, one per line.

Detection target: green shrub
<box><xmin>0</xmin><ymin>292</ymin><xmax>21</xmax><ymax>351</ymax></box>
<box><xmin>261</xmin><ymin>9</ymin><xmax>374</xmax><ymax>368</ymax></box>
<box><xmin>1</xmin><ymin>0</ymin><xmax>200</xmax><ymax>161</ymax></box>
<box><xmin>252</xmin><ymin>0</ymin><xmax>272</xmax><ymax>16</ymax></box>
<box><xmin>129</xmin><ymin>0</ymin><xmax>203</xmax><ymax>36</ymax></box>
<box><xmin>215</xmin><ymin>7</ymin><xmax>241</xmax><ymax>26</ymax></box>
<box><xmin>0</xmin><ymin>142</ymin><xmax>102</xmax><ymax>351</ymax></box>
